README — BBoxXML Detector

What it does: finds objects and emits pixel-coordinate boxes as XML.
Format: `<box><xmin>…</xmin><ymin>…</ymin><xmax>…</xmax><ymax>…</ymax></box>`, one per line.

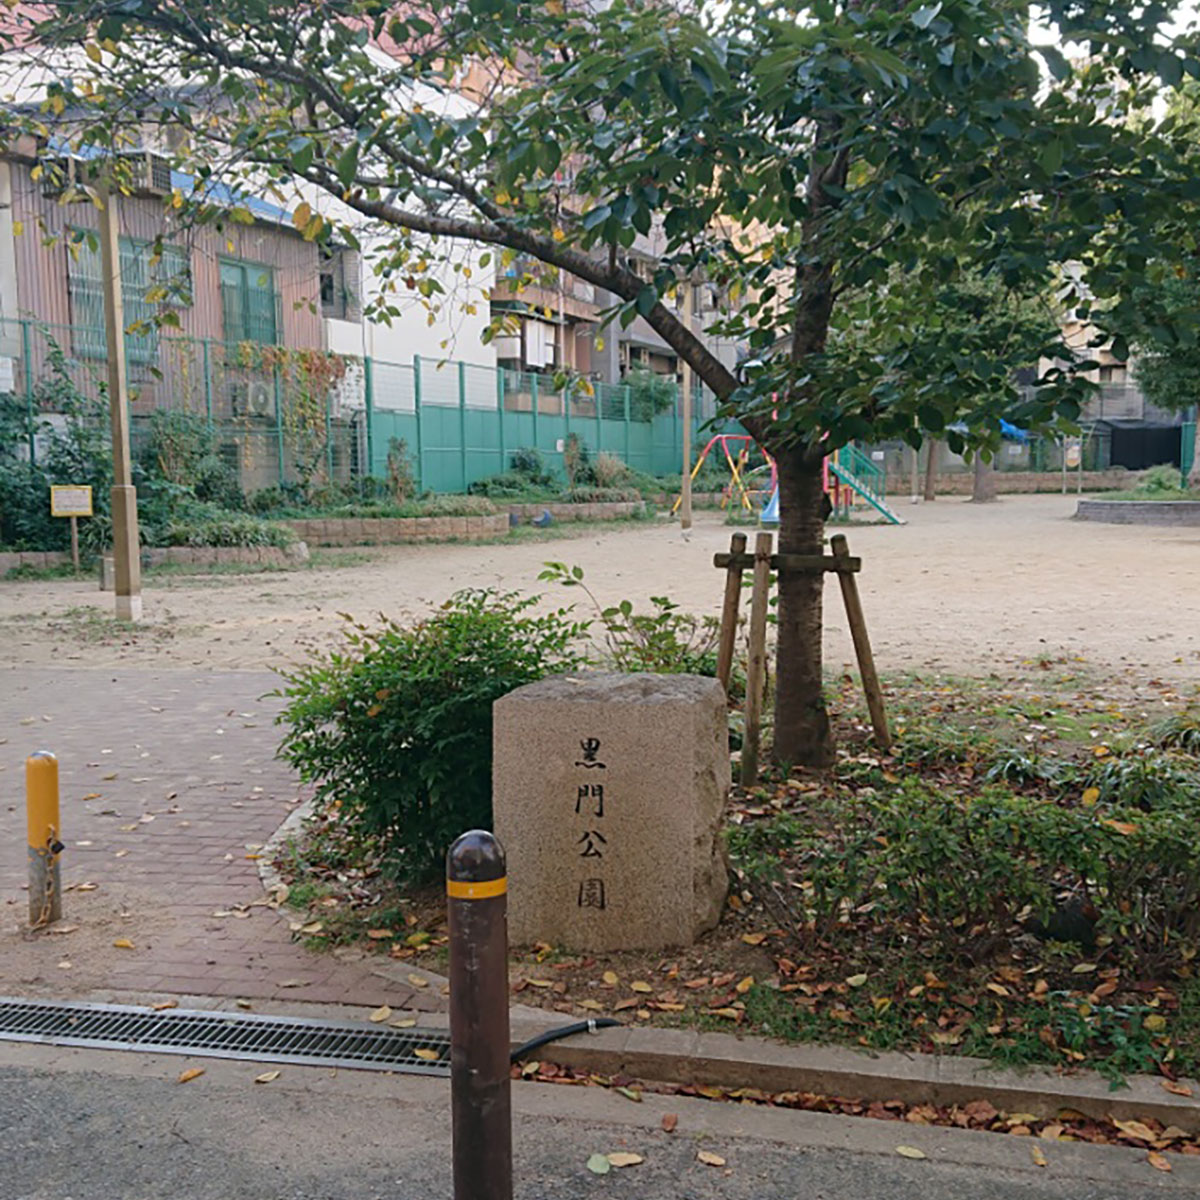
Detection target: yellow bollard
<box><xmin>26</xmin><ymin>751</ymin><xmax>63</xmax><ymax>928</ymax></box>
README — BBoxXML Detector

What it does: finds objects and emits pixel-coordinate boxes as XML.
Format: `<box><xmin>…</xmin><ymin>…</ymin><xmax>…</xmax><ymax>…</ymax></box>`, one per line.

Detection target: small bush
<box><xmin>560</xmin><ymin>486</ymin><xmax>641</xmax><ymax>504</ymax></box>
<box><xmin>275</xmin><ymin>590</ymin><xmax>588</xmax><ymax>882</ymax></box>
<box><xmin>386</xmin><ymin>437</ymin><xmax>417</xmax><ymax>502</ymax></box>
<box><xmin>1152</xmin><ymin>710</ymin><xmax>1200</xmax><ymax>753</ymax></box>
<box><xmin>563</xmin><ymin>433</ymin><xmax>595</xmax><ymax>486</ymax></box>
<box><xmin>467</xmin><ymin>471</ymin><xmax>555</xmax><ymax>501</ymax></box>
<box><xmin>165</xmin><ymin>511</ymin><xmax>295</xmax><ymax>549</ymax></box>
<box><xmin>729</xmin><ymin>779</ymin><xmax>1200</xmax><ymax>971</ymax></box>
<box><xmin>1075</xmin><ymin>747</ymin><xmax>1199</xmax><ymax>811</ymax></box>
<box><xmin>592</xmin><ymin>452</ymin><xmax>633</xmax><ymax>489</ymax></box>
<box><xmin>1135</xmin><ymin>464</ymin><xmax>1185</xmax><ymax>494</ymax></box>
<box><xmin>509</xmin><ymin>446</ymin><xmax>555</xmax><ymax>484</ymax></box>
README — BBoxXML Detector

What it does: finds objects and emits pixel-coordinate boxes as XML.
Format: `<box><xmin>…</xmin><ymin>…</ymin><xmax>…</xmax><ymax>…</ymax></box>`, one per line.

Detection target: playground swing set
<box><xmin>672</xmin><ymin>433</ymin><xmax>905</xmax><ymax>526</ymax></box>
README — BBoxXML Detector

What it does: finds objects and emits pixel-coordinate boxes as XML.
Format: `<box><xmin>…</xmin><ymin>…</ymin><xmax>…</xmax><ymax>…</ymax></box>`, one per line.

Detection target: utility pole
<box><xmin>98</xmin><ymin>185</ymin><xmax>142</xmax><ymax>622</ymax></box>
<box><xmin>680</xmin><ymin>280</ymin><xmax>694</xmax><ymax>533</ymax></box>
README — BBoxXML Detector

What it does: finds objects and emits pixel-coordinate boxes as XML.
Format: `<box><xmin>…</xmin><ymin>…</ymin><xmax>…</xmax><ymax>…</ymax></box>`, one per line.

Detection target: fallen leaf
<box><xmin>370</xmin><ymin>1005</ymin><xmax>392</xmax><ymax>1023</ymax></box>
<box><xmin>254</xmin><ymin>1071</ymin><xmax>281</xmax><ymax>1084</ymax></box>
<box><xmin>300</xmin><ymin>922</ymin><xmax>324</xmax><ymax>935</ymax></box>
<box><xmin>526</xmin><ymin>979</ymin><xmax>554</xmax><ymax>989</ymax></box>
<box><xmin>75</xmin><ymin>882</ymin><xmax>97</xmax><ymax>892</ymax></box>
<box><xmin>389</xmin><ymin>1017</ymin><xmax>417</xmax><ymax>1029</ymax></box>
<box><xmin>1162</xmin><ymin>1080</ymin><xmax>1194</xmax><ymax>1097</ymax></box>
<box><xmin>1081</xmin><ymin>787</ymin><xmax>1100</xmax><ymax>806</ymax></box>
<box><xmin>586</xmin><ymin>1153</ymin><xmax>611</xmax><ymax>1175</ymax></box>
<box><xmin>49</xmin><ymin>924</ymin><xmax>79</xmax><ymax>935</ymax></box>
<box><xmin>1114</xmin><ymin>1119</ymin><xmax>1158</xmax><ymax>1143</ymax></box>
<box><xmin>1144</xmin><ymin>1015</ymin><xmax>1168</xmax><ymax>1033</ymax></box>
<box><xmin>177</xmin><ymin>1067</ymin><xmax>205</xmax><ymax>1084</ymax></box>
<box><xmin>895</xmin><ymin>1146</ymin><xmax>927</xmax><ymax>1160</ymax></box>
<box><xmin>413</xmin><ymin>1048</ymin><xmax>440</xmax><ymax>1061</ymax></box>
<box><xmin>366</xmin><ymin>929</ymin><xmax>393</xmax><ymax>940</ymax></box>
<box><xmin>662</xmin><ymin>1113</ymin><xmax>678</xmax><ymax>1133</ymax></box>
<box><xmin>112</xmin><ymin>938</ymin><xmax>134</xmax><ymax>950</ymax></box>
<box><xmin>1031</xmin><ymin>1145</ymin><xmax>1047</xmax><ymax>1168</ymax></box>
<box><xmin>846</xmin><ymin>973</ymin><xmax>868</xmax><ymax>988</ymax></box>
<box><xmin>150</xmin><ymin>1000</ymin><xmax>178</xmax><ymax>1012</ymax></box>
<box><xmin>1148</xmin><ymin>1152</ymin><xmax>1173</xmax><ymax>1173</ymax></box>
<box><xmin>602</xmin><ymin>970</ymin><xmax>619</xmax><ymax>986</ymax></box>
<box><xmin>741</xmin><ymin>932</ymin><xmax>767</xmax><ymax>946</ymax></box>
<box><xmin>408</xmin><ymin>975</ymin><xmax>430</xmax><ymax>989</ymax></box>
<box><xmin>1071</xmin><ymin>963</ymin><xmax>1097</xmax><ymax>975</ymax></box>
<box><xmin>735</xmin><ymin>975</ymin><xmax>754</xmax><ymax>994</ymax></box>
<box><xmin>616</xmin><ymin>1087</ymin><xmax>642</xmax><ymax>1103</ymax></box>
<box><xmin>709</xmin><ymin>1007</ymin><xmax>740</xmax><ymax>1019</ymax></box>
<box><xmin>697</xmin><ymin>1151</ymin><xmax>726</xmax><ymax>1167</ymax></box>
<box><xmin>606</xmin><ymin>1153</ymin><xmax>643</xmax><ymax>1168</ymax></box>
<box><xmin>631</xmin><ymin>981</ymin><xmax>653</xmax><ymax>994</ymax></box>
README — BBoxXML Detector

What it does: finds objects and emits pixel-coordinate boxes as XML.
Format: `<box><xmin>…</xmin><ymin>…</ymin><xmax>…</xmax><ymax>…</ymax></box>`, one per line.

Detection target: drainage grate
<box><xmin>0</xmin><ymin>997</ymin><xmax>450</xmax><ymax>1075</ymax></box>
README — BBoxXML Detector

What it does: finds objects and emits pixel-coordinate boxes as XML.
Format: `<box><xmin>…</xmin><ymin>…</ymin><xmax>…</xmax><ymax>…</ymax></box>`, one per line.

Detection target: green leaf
<box><xmin>586</xmin><ymin>1154</ymin><xmax>611</xmax><ymax>1175</ymax></box>
<box><xmin>335</xmin><ymin>143</ymin><xmax>360</xmax><ymax>189</ymax></box>
<box><xmin>636</xmin><ymin>286</ymin><xmax>657</xmax><ymax>317</ymax></box>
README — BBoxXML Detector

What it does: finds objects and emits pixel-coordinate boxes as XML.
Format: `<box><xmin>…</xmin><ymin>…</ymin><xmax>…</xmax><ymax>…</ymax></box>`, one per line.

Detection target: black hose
<box><xmin>510</xmin><ymin>1018</ymin><xmax>622</xmax><ymax>1063</ymax></box>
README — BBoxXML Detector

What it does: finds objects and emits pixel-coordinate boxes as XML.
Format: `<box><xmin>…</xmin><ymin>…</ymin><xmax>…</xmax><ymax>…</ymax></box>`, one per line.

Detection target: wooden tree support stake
<box><xmin>740</xmin><ymin>531</ymin><xmax>773</xmax><ymax>786</ymax></box>
<box><xmin>715</xmin><ymin>532</ymin><xmax>747</xmax><ymax>692</ymax></box>
<box><xmin>830</xmin><ymin>534</ymin><xmax>891</xmax><ymax>752</ymax></box>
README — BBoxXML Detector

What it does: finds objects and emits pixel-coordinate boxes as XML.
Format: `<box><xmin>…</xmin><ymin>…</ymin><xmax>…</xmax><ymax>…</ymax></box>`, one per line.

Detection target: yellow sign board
<box><xmin>50</xmin><ymin>486</ymin><xmax>93</xmax><ymax>518</ymax></box>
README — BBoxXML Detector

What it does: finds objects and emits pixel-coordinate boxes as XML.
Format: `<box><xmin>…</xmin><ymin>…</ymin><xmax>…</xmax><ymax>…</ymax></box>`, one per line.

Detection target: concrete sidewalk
<box><xmin>2</xmin><ymin>1040</ymin><xmax>1195</xmax><ymax>1200</ymax></box>
<box><xmin>0</xmin><ymin>667</ymin><xmax>438</xmax><ymax>1013</ymax></box>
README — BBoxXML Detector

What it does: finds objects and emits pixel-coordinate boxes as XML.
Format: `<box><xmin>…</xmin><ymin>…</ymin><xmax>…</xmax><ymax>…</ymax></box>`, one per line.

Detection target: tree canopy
<box><xmin>6</xmin><ymin>0</ymin><xmax>1200</xmax><ymax>762</ymax></box>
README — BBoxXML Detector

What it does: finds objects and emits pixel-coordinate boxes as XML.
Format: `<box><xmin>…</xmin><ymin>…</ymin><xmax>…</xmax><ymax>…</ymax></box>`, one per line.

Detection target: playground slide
<box><xmin>762</xmin><ymin>487</ymin><xmax>779</xmax><ymax>524</ymax></box>
<box><xmin>829</xmin><ymin>459</ymin><xmax>905</xmax><ymax>525</ymax></box>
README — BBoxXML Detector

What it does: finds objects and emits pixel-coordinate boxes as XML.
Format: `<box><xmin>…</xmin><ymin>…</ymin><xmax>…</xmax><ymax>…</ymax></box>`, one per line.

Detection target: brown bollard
<box><xmin>448</xmin><ymin>829</ymin><xmax>512</xmax><ymax>1200</ymax></box>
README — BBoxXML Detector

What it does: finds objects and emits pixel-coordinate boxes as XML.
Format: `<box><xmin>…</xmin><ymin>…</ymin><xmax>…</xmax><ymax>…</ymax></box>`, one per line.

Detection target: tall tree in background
<box><xmin>7</xmin><ymin>0</ymin><xmax>1200</xmax><ymax>764</ymax></box>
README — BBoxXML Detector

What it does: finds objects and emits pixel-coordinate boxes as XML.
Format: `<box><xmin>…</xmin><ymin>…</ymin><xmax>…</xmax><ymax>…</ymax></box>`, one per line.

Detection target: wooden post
<box><xmin>98</xmin><ymin>185</ymin><xmax>142</xmax><ymax>622</ymax></box>
<box><xmin>830</xmin><ymin>534</ymin><xmax>891</xmax><ymax>752</ymax></box>
<box><xmin>715</xmin><ymin>532</ymin><xmax>747</xmax><ymax>692</ymax></box>
<box><xmin>740</xmin><ymin>531</ymin><xmax>773</xmax><ymax>786</ymax></box>
<box><xmin>69</xmin><ymin>516</ymin><xmax>79</xmax><ymax>575</ymax></box>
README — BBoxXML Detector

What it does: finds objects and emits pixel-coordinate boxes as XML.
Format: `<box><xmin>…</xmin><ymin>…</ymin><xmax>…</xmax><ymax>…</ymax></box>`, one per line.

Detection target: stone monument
<box><xmin>493</xmin><ymin>672</ymin><xmax>729</xmax><ymax>951</ymax></box>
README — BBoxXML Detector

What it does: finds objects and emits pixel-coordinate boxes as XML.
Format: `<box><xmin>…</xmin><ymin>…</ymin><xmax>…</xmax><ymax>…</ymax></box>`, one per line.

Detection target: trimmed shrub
<box><xmin>275</xmin><ymin>590</ymin><xmax>588</xmax><ymax>882</ymax></box>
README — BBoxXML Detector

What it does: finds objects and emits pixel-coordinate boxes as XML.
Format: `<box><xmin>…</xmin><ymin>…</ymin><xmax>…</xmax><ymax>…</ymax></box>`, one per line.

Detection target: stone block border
<box><xmin>0</xmin><ymin>542</ymin><xmax>309</xmax><ymax>577</ymax></box>
<box><xmin>1075</xmin><ymin>499</ymin><xmax>1200</xmax><ymax>526</ymax></box>
<box><xmin>507</xmin><ymin>500</ymin><xmax>645</xmax><ymax>523</ymax></box>
<box><xmin>287</xmin><ymin>514</ymin><xmax>510</xmax><ymax>546</ymax></box>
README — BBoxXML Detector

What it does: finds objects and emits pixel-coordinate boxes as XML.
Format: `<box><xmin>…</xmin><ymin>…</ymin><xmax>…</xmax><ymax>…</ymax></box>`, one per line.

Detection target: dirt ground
<box><xmin>1</xmin><ymin>494</ymin><xmax>1198</xmax><ymax>690</ymax></box>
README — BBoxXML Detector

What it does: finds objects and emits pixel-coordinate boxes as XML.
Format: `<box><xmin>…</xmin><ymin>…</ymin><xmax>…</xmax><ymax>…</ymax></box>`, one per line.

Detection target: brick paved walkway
<box><xmin>0</xmin><ymin>668</ymin><xmax>440</xmax><ymax>1012</ymax></box>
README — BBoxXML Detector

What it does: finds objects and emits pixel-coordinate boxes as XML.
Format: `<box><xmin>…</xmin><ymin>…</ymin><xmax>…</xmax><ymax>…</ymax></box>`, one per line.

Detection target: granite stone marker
<box><xmin>493</xmin><ymin>672</ymin><xmax>729</xmax><ymax>951</ymax></box>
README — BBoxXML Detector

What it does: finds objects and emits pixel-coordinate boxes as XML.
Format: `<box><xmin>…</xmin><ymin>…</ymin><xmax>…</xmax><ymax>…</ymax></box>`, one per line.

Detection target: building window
<box><xmin>67</xmin><ymin>232</ymin><xmax>191</xmax><ymax>363</ymax></box>
<box><xmin>320</xmin><ymin>247</ymin><xmax>356</xmax><ymax>320</ymax></box>
<box><xmin>220</xmin><ymin>259</ymin><xmax>279</xmax><ymax>345</ymax></box>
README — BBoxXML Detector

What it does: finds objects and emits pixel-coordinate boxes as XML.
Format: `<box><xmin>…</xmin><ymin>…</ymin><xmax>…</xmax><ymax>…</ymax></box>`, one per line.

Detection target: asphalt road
<box><xmin>1</xmin><ymin>1042</ymin><xmax>1196</xmax><ymax>1200</ymax></box>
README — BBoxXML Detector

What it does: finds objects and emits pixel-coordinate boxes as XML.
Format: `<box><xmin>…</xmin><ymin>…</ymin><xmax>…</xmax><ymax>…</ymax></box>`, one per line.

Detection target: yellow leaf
<box><xmin>300</xmin><ymin>922</ymin><xmax>324</xmax><ymax>935</ymax></box>
<box><xmin>697</xmin><ymin>1151</ymin><xmax>726</xmax><ymax>1167</ymax></box>
<box><xmin>369</xmin><ymin>1005</ymin><xmax>392</xmax><ymax>1023</ymax></box>
<box><xmin>1081</xmin><ymin>787</ymin><xmax>1100</xmax><ymax>806</ymax></box>
<box><xmin>1148</xmin><ymin>1151</ymin><xmax>1173</xmax><ymax>1173</ymax></box>
<box><xmin>1114</xmin><ymin>1119</ymin><xmax>1158</xmax><ymax>1142</ymax></box>
<box><xmin>292</xmin><ymin>201</ymin><xmax>313</xmax><ymax>231</ymax></box>
<box><xmin>846</xmin><ymin>973</ymin><xmax>868</xmax><ymax>988</ymax></box>
<box><xmin>254</xmin><ymin>1070</ymin><xmax>281</xmax><ymax>1084</ymax></box>
<box><xmin>895</xmin><ymin>1146</ymin><xmax>927</xmax><ymax>1160</ymax></box>
<box><xmin>602</xmin><ymin>971</ymin><xmax>619</xmax><ymax>986</ymax></box>
<box><xmin>527</xmin><ymin>979</ymin><xmax>554</xmax><ymax>989</ymax></box>
<box><xmin>366</xmin><ymin>929</ymin><xmax>394</xmax><ymax>940</ymax></box>
<box><xmin>552</xmin><ymin>228</ymin><xmax>566</xmax><ymax>242</ymax></box>
<box><xmin>1144</xmin><ymin>1014</ymin><xmax>1168</xmax><ymax>1033</ymax></box>
<box><xmin>84</xmin><ymin>42</ymin><xmax>102</xmax><ymax>62</ymax></box>
<box><xmin>579</xmin><ymin>1000</ymin><xmax>603</xmax><ymax>1011</ymax></box>
<box><xmin>872</xmin><ymin>997</ymin><xmax>892</xmax><ymax>1014</ymax></box>
<box><xmin>735</xmin><ymin>976</ymin><xmax>754</xmax><ymax>994</ymax></box>
<box><xmin>631</xmin><ymin>981</ymin><xmax>653</xmax><ymax>993</ymax></box>
<box><xmin>177</xmin><ymin>1067</ymin><xmax>205</xmax><ymax>1084</ymax></box>
<box><xmin>408</xmin><ymin>975</ymin><xmax>430</xmax><ymax>988</ymax></box>
<box><xmin>150</xmin><ymin>1000</ymin><xmax>178</xmax><ymax>1011</ymax></box>
<box><xmin>1071</xmin><ymin>963</ymin><xmax>1097</xmax><ymax>974</ymax></box>
<box><xmin>413</xmin><ymin>1048</ymin><xmax>440</xmax><ymax>1061</ymax></box>
<box><xmin>606</xmin><ymin>1152</ymin><xmax>643</xmax><ymax>1168</ymax></box>
<box><xmin>389</xmin><ymin>1017</ymin><xmax>417</xmax><ymax>1028</ymax></box>
<box><xmin>1093</xmin><ymin>744</ymin><xmax>1111</xmax><ymax>757</ymax></box>
<box><xmin>1031</xmin><ymin>1145</ymin><xmax>1047</xmax><ymax>1168</ymax></box>
<box><xmin>986</xmin><ymin>983</ymin><xmax>1010</xmax><ymax>997</ymax></box>
<box><xmin>1162</xmin><ymin>1079</ymin><xmax>1193</xmax><ymax>1097</ymax></box>
<box><xmin>741</xmin><ymin>932</ymin><xmax>767</xmax><ymax>946</ymax></box>
<box><xmin>112</xmin><ymin>938</ymin><xmax>134</xmax><ymax>950</ymax></box>
<box><xmin>709</xmin><ymin>1007</ymin><xmax>740</xmax><ymax>1019</ymax></box>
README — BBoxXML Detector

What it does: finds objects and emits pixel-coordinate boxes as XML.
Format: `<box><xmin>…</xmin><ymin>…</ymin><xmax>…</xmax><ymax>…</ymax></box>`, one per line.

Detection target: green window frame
<box><xmin>66</xmin><ymin>231</ymin><xmax>191</xmax><ymax>364</ymax></box>
<box><xmin>220</xmin><ymin>259</ymin><xmax>279</xmax><ymax>346</ymax></box>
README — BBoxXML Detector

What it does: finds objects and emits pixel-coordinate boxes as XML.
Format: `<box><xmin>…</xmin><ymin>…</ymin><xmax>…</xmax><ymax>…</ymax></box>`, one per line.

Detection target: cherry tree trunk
<box><xmin>771</xmin><ymin>449</ymin><xmax>836</xmax><ymax>768</ymax></box>
<box><xmin>971</xmin><ymin>452</ymin><xmax>998</xmax><ymax>503</ymax></box>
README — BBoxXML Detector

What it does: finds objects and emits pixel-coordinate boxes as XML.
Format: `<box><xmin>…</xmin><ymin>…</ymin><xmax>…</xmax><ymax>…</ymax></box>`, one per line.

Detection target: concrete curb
<box><xmin>513</xmin><ymin>1020</ymin><xmax>1200</xmax><ymax>1134</ymax></box>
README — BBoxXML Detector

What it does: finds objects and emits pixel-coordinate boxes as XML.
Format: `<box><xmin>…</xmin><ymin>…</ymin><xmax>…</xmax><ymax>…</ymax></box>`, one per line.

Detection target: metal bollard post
<box><xmin>447</xmin><ymin>830</ymin><xmax>512</xmax><ymax>1200</ymax></box>
<box><xmin>26</xmin><ymin>751</ymin><xmax>64</xmax><ymax>928</ymax></box>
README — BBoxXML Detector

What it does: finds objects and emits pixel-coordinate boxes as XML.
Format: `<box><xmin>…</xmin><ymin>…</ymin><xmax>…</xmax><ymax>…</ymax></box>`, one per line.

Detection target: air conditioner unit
<box><xmin>228</xmin><ymin>379</ymin><xmax>275</xmax><ymax>419</ymax></box>
<box><xmin>117</xmin><ymin>150</ymin><xmax>173</xmax><ymax>198</ymax></box>
<box><xmin>38</xmin><ymin>154</ymin><xmax>98</xmax><ymax>199</ymax></box>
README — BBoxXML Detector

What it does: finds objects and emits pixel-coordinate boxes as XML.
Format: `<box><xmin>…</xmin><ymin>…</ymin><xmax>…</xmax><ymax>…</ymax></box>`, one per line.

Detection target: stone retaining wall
<box><xmin>0</xmin><ymin>543</ymin><xmax>309</xmax><ymax>577</ymax></box>
<box><xmin>507</xmin><ymin>500</ymin><xmax>645</xmax><ymax>523</ymax></box>
<box><xmin>287</xmin><ymin>514</ymin><xmax>510</xmax><ymax>546</ymax></box>
<box><xmin>884</xmin><ymin>469</ymin><xmax>1131</xmax><ymax>496</ymax></box>
<box><xmin>1075</xmin><ymin>499</ymin><xmax>1200</xmax><ymax>526</ymax></box>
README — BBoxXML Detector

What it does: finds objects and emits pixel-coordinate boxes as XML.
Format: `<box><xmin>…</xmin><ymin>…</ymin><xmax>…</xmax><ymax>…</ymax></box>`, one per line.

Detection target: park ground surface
<box><xmin>1</xmin><ymin>492</ymin><xmax>1199</xmax><ymax>1197</ymax></box>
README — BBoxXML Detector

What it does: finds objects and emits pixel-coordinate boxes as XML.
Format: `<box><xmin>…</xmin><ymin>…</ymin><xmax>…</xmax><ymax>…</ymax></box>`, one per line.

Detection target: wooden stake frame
<box><xmin>714</xmin><ymin>529</ymin><xmax>890</xmax><ymax>784</ymax></box>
